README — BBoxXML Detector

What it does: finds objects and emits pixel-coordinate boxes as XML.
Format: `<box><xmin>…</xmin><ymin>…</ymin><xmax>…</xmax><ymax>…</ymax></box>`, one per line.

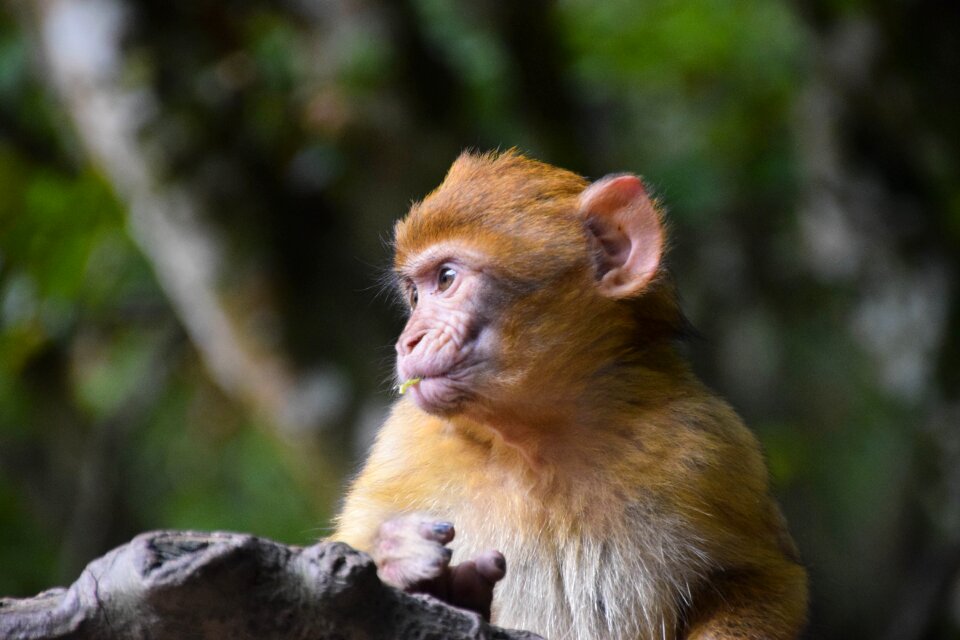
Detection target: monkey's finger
<box><xmin>377</xmin><ymin>543</ymin><xmax>451</xmax><ymax>588</ymax></box>
<box><xmin>407</xmin><ymin>569</ymin><xmax>452</xmax><ymax>602</ymax></box>
<box><xmin>418</xmin><ymin>520</ymin><xmax>456</xmax><ymax>544</ymax></box>
<box><xmin>449</xmin><ymin>560</ymin><xmax>497</xmax><ymax>620</ymax></box>
<box><xmin>473</xmin><ymin>549</ymin><xmax>506</xmax><ymax>583</ymax></box>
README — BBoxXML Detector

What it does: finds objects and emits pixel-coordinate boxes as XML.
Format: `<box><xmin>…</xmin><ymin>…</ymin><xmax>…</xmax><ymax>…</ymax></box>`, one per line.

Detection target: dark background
<box><xmin>1</xmin><ymin>1</ymin><xmax>958</xmax><ymax>638</ymax></box>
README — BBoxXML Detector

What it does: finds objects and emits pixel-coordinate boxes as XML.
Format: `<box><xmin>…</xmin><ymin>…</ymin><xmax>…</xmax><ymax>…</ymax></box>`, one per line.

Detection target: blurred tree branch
<box><xmin>18</xmin><ymin>0</ymin><xmax>341</xmax><ymax>436</ymax></box>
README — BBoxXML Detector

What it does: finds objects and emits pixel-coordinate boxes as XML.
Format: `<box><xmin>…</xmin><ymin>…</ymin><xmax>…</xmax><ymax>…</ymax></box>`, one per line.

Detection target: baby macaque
<box><xmin>334</xmin><ymin>151</ymin><xmax>807</xmax><ymax>639</ymax></box>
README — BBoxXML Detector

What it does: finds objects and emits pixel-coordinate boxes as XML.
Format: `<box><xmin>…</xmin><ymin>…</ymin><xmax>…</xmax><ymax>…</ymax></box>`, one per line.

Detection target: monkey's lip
<box><xmin>404</xmin><ymin>370</ymin><xmax>471</xmax><ymax>414</ymax></box>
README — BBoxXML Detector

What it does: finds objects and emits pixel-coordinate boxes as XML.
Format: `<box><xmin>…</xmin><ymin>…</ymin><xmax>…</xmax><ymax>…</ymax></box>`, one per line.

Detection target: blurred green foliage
<box><xmin>0</xmin><ymin>12</ymin><xmax>327</xmax><ymax>595</ymax></box>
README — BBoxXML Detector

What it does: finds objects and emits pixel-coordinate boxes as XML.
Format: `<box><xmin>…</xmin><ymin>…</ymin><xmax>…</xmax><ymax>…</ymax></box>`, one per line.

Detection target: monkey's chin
<box><xmin>407</xmin><ymin>376</ymin><xmax>468</xmax><ymax>416</ymax></box>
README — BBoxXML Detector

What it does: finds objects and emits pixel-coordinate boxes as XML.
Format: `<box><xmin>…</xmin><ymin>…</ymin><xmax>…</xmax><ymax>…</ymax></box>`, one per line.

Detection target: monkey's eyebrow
<box><xmin>397</xmin><ymin>242</ymin><xmax>484</xmax><ymax>278</ymax></box>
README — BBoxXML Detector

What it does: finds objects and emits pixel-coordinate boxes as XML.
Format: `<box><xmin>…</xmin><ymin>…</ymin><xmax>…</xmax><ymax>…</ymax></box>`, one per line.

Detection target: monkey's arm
<box><xmin>332</xmin><ymin>402</ymin><xmax>455</xmax><ymax>550</ymax></box>
<box><xmin>332</xmin><ymin>403</ymin><xmax>506</xmax><ymax>618</ymax></box>
<box><xmin>683</xmin><ymin>559</ymin><xmax>808</xmax><ymax>640</ymax></box>
<box><xmin>331</xmin><ymin>495</ymin><xmax>392</xmax><ymax>552</ymax></box>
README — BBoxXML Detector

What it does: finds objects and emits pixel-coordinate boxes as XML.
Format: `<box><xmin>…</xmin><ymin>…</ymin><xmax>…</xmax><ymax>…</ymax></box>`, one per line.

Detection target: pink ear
<box><xmin>578</xmin><ymin>174</ymin><xmax>664</xmax><ymax>298</ymax></box>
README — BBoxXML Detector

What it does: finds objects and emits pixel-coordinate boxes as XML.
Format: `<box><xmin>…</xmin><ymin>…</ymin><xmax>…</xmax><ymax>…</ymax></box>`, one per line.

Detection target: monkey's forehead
<box><xmin>394</xmin><ymin>150</ymin><xmax>588</xmax><ymax>269</ymax></box>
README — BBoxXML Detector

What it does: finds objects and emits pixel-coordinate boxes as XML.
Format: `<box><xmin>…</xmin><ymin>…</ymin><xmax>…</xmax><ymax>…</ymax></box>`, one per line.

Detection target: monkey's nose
<box><xmin>397</xmin><ymin>331</ymin><xmax>425</xmax><ymax>355</ymax></box>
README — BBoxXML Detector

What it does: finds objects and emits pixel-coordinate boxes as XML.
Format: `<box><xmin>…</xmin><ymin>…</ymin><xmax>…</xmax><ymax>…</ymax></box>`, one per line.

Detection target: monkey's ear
<box><xmin>578</xmin><ymin>174</ymin><xmax>664</xmax><ymax>298</ymax></box>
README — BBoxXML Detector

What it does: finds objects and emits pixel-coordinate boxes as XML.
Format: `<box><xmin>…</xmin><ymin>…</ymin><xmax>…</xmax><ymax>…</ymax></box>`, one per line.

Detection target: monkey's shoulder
<box><xmin>626</xmin><ymin>390</ymin><xmax>765</xmax><ymax>470</ymax></box>
<box><xmin>610</xmin><ymin>392</ymin><xmax>777</xmax><ymax>520</ymax></box>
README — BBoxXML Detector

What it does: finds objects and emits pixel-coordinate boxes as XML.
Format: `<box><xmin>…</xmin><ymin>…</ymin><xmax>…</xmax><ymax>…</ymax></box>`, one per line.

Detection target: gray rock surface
<box><xmin>0</xmin><ymin>530</ymin><xmax>542</xmax><ymax>640</ymax></box>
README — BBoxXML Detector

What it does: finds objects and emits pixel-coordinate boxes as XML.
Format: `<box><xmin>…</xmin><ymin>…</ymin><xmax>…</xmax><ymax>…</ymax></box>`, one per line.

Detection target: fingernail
<box><xmin>493</xmin><ymin>554</ymin><xmax>505</xmax><ymax>571</ymax></box>
<box><xmin>432</xmin><ymin>522</ymin><xmax>453</xmax><ymax>536</ymax></box>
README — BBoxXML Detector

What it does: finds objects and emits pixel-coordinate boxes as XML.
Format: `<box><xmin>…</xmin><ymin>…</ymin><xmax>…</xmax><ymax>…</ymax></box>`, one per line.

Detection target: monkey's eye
<box><xmin>406</xmin><ymin>283</ymin><xmax>419</xmax><ymax>309</ymax></box>
<box><xmin>437</xmin><ymin>266</ymin><xmax>457</xmax><ymax>292</ymax></box>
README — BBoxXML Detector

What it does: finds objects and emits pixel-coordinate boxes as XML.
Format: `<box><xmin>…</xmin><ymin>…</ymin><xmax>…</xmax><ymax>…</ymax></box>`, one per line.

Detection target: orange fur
<box><xmin>335</xmin><ymin>150</ymin><xmax>807</xmax><ymax>639</ymax></box>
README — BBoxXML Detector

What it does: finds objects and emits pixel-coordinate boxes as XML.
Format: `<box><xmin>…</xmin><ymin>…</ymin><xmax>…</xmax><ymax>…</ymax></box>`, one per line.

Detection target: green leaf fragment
<box><xmin>397</xmin><ymin>377</ymin><xmax>422</xmax><ymax>395</ymax></box>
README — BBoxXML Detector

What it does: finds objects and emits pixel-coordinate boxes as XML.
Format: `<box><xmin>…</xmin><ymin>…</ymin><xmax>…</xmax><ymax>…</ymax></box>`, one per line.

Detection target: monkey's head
<box><xmin>392</xmin><ymin>150</ymin><xmax>679</xmax><ymax>425</ymax></box>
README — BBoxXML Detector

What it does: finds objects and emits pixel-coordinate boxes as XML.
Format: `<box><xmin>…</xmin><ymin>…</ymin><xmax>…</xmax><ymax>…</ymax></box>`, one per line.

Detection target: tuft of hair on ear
<box><xmin>626</xmin><ymin>266</ymin><xmax>696</xmax><ymax>346</ymax></box>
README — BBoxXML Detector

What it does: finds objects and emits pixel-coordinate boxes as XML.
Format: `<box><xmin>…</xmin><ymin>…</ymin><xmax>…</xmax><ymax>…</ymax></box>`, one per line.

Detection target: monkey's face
<box><xmin>392</xmin><ymin>245</ymin><xmax>604</xmax><ymax>423</ymax></box>
<box><xmin>394</xmin><ymin>242</ymin><xmax>501</xmax><ymax>416</ymax></box>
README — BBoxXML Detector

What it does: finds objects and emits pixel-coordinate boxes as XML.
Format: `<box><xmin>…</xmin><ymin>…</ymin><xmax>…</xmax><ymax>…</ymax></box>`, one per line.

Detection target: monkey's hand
<box><xmin>372</xmin><ymin>513</ymin><xmax>506</xmax><ymax>620</ymax></box>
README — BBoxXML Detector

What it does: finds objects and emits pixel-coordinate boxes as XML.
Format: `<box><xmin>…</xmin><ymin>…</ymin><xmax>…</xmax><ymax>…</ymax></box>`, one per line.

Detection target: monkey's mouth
<box><xmin>403</xmin><ymin>370</ymin><xmax>473</xmax><ymax>415</ymax></box>
<box><xmin>397</xmin><ymin>331</ymin><xmax>488</xmax><ymax>415</ymax></box>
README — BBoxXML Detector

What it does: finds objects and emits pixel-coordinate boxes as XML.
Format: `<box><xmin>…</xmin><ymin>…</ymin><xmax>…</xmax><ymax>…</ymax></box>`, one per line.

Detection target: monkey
<box><xmin>333</xmin><ymin>150</ymin><xmax>808</xmax><ymax>639</ymax></box>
